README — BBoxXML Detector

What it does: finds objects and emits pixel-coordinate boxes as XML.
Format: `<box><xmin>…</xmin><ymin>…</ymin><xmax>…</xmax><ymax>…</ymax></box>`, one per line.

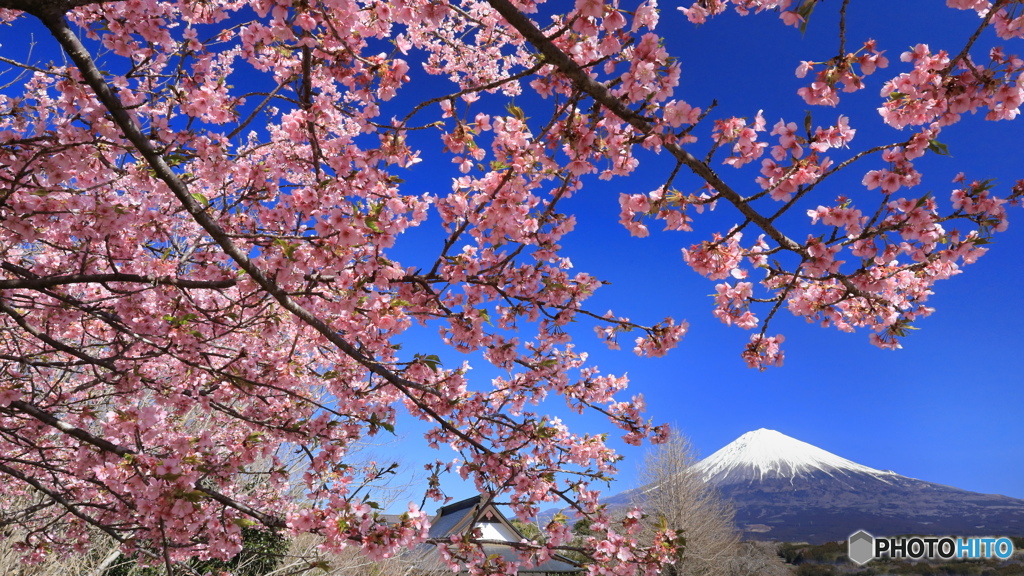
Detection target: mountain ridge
<box><xmin>570</xmin><ymin>429</ymin><xmax>1024</xmax><ymax>544</ymax></box>
<box><xmin>693</xmin><ymin>428</ymin><xmax>900</xmax><ymax>485</ymax></box>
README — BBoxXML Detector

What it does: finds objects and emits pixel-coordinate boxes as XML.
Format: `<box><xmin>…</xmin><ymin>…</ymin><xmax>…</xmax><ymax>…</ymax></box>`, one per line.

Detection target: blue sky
<box><xmin>577</xmin><ymin>2</ymin><xmax>1024</xmax><ymax>501</ymax></box>
<box><xmin>393</xmin><ymin>0</ymin><xmax>1024</xmax><ymax>506</ymax></box>
<box><xmin>591</xmin><ymin>1</ymin><xmax>1024</xmax><ymax>501</ymax></box>
<box><xmin>3</xmin><ymin>0</ymin><xmax>1021</xmax><ymax>511</ymax></box>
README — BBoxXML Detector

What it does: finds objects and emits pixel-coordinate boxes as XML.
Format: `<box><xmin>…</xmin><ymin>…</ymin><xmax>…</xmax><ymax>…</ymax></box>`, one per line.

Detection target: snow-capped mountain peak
<box><xmin>544</xmin><ymin>428</ymin><xmax>1024</xmax><ymax>543</ymax></box>
<box><xmin>694</xmin><ymin>428</ymin><xmax>896</xmax><ymax>484</ymax></box>
<box><xmin>569</xmin><ymin>428</ymin><xmax>1024</xmax><ymax>544</ymax></box>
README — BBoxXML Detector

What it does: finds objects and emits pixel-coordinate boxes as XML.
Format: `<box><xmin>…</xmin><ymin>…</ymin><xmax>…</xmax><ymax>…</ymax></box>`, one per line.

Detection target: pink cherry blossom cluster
<box><xmin>946</xmin><ymin>0</ymin><xmax>1024</xmax><ymax>40</ymax></box>
<box><xmin>861</xmin><ymin>138</ymin><xmax>929</xmax><ymax>196</ymax></box>
<box><xmin>597</xmin><ymin>0</ymin><xmax>1021</xmax><ymax>370</ymax></box>
<box><xmin>678</xmin><ymin>0</ymin><xmax>797</xmax><ymax>25</ymax></box>
<box><xmin>682</xmin><ymin>233</ymin><xmax>746</xmax><ymax>280</ymax></box>
<box><xmin>712</xmin><ymin>112</ymin><xmax>768</xmax><ymax>168</ymax></box>
<box><xmin>755</xmin><ymin>115</ymin><xmax>854</xmax><ymax>201</ymax></box>
<box><xmin>712</xmin><ymin>282</ymin><xmax>759</xmax><ymax>329</ymax></box>
<box><xmin>0</xmin><ymin>0</ymin><xmax>694</xmax><ymax>570</ymax></box>
<box><xmin>1</xmin><ymin>0</ymin><xmax>1023</xmax><ymax>572</ymax></box>
<box><xmin>879</xmin><ymin>43</ymin><xmax>1024</xmax><ymax>129</ymax></box>
<box><xmin>796</xmin><ymin>40</ymin><xmax>890</xmax><ymax>106</ymax></box>
<box><xmin>741</xmin><ymin>334</ymin><xmax>786</xmax><ymax>370</ymax></box>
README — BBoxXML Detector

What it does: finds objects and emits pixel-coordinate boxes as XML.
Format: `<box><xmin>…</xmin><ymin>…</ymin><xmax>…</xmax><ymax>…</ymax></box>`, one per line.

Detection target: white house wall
<box><xmin>474</xmin><ymin>521</ymin><xmax>518</xmax><ymax>542</ymax></box>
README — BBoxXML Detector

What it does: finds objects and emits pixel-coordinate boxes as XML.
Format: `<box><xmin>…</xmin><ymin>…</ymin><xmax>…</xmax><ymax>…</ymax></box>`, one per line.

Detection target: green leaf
<box><xmin>273</xmin><ymin>238</ymin><xmax>297</xmax><ymax>259</ymax></box>
<box><xmin>244</xmin><ymin>432</ymin><xmax>265</xmax><ymax>445</ymax></box>
<box><xmin>416</xmin><ymin>353</ymin><xmax>442</xmax><ymax>372</ymax></box>
<box><xmin>166</xmin><ymin>152</ymin><xmax>190</xmax><ymax>167</ymax></box>
<box><xmin>364</xmin><ymin>216</ymin><xmax>382</xmax><ymax>233</ymax></box>
<box><xmin>190</xmin><ymin>192</ymin><xmax>209</xmax><ymax>207</ymax></box>
<box><xmin>506</xmin><ymin>102</ymin><xmax>527</xmax><ymax>121</ymax></box>
<box><xmin>927</xmin><ymin>139</ymin><xmax>951</xmax><ymax>156</ymax></box>
<box><xmin>180</xmin><ymin>490</ymin><xmax>206</xmax><ymax>503</ymax></box>
<box><xmin>163</xmin><ymin>313</ymin><xmax>197</xmax><ymax>328</ymax></box>
<box><xmin>974</xmin><ymin>178</ymin><xmax>997</xmax><ymax>192</ymax></box>
<box><xmin>368</xmin><ymin>412</ymin><xmax>395</xmax><ymax>435</ymax></box>
<box><xmin>797</xmin><ymin>0</ymin><xmax>817</xmax><ymax>34</ymax></box>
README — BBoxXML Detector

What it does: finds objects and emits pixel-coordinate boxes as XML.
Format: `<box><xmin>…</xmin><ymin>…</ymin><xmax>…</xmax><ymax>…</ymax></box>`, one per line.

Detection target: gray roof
<box><xmin>428</xmin><ymin>495</ymin><xmax>482</xmax><ymax>539</ymax></box>
<box><xmin>400</xmin><ymin>495</ymin><xmax>582</xmax><ymax>574</ymax></box>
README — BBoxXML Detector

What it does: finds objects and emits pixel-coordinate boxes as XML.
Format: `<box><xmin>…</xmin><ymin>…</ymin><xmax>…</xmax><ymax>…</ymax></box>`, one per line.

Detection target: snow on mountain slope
<box><xmin>542</xmin><ymin>428</ymin><xmax>1024</xmax><ymax>543</ymax></box>
<box><xmin>693</xmin><ymin>428</ymin><xmax>899</xmax><ymax>484</ymax></box>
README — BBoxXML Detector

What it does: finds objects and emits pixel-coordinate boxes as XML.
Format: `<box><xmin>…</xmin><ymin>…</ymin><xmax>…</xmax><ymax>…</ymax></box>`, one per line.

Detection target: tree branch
<box><xmin>483</xmin><ymin>0</ymin><xmax>803</xmax><ymax>253</ymax></box>
<box><xmin>31</xmin><ymin>6</ymin><xmax>494</xmax><ymax>458</ymax></box>
<box><xmin>0</xmin><ymin>270</ymin><xmax>237</xmax><ymax>290</ymax></box>
<box><xmin>5</xmin><ymin>401</ymin><xmax>132</xmax><ymax>456</ymax></box>
<box><xmin>0</xmin><ymin>462</ymin><xmax>141</xmax><ymax>551</ymax></box>
<box><xmin>0</xmin><ymin>0</ymin><xmax>119</xmax><ymax>15</ymax></box>
<box><xmin>1</xmin><ymin>400</ymin><xmax>288</xmax><ymax>529</ymax></box>
<box><xmin>0</xmin><ymin>297</ymin><xmax>117</xmax><ymax>370</ymax></box>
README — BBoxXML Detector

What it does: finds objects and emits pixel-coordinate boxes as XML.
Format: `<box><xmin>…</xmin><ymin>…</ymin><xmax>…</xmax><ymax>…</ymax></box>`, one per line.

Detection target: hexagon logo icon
<box><xmin>848</xmin><ymin>530</ymin><xmax>875</xmax><ymax>565</ymax></box>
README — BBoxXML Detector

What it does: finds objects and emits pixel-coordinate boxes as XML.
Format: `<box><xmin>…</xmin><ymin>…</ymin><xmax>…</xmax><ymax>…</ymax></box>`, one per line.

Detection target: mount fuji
<box><xmin>693</xmin><ymin>428</ymin><xmax>901</xmax><ymax>486</ymax></box>
<box><xmin>603</xmin><ymin>429</ymin><xmax>1024</xmax><ymax>544</ymax></box>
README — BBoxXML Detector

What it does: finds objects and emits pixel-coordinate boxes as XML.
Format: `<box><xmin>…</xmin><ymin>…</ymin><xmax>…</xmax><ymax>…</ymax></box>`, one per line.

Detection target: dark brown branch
<box><xmin>943</xmin><ymin>0</ymin><xmax>1010</xmax><ymax>75</ymax></box>
<box><xmin>0</xmin><ymin>297</ymin><xmax>117</xmax><ymax>370</ymax></box>
<box><xmin>0</xmin><ymin>270</ymin><xmax>237</xmax><ymax>290</ymax></box>
<box><xmin>194</xmin><ymin>486</ymin><xmax>286</xmax><ymax>529</ymax></box>
<box><xmin>0</xmin><ymin>462</ymin><xmax>142</xmax><ymax>551</ymax></box>
<box><xmin>838</xmin><ymin>0</ymin><xmax>851</xmax><ymax>56</ymax></box>
<box><xmin>0</xmin><ymin>500</ymin><xmax>57</xmax><ymax>529</ymax></box>
<box><xmin>6</xmin><ymin>401</ymin><xmax>132</xmax><ymax>456</ymax></box>
<box><xmin>2</xmin><ymin>400</ymin><xmax>288</xmax><ymax>529</ymax></box>
<box><xmin>483</xmin><ymin>0</ymin><xmax>802</xmax><ymax>253</ymax></box>
<box><xmin>0</xmin><ymin>0</ymin><xmax>118</xmax><ymax>14</ymax></box>
<box><xmin>33</xmin><ymin>8</ymin><xmax>495</xmax><ymax>459</ymax></box>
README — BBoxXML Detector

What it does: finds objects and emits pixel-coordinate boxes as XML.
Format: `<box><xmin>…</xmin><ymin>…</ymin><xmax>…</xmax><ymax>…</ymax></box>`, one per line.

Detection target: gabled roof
<box><xmin>415</xmin><ymin>495</ymin><xmax>582</xmax><ymax>574</ymax></box>
<box><xmin>428</xmin><ymin>494</ymin><xmax>484</xmax><ymax>540</ymax></box>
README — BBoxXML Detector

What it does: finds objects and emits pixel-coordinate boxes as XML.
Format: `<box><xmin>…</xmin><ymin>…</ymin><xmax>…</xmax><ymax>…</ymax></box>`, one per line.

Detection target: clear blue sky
<box><xmin>599</xmin><ymin>1</ymin><xmax>1024</xmax><ymax>501</ymax></box>
<box><xmin>3</xmin><ymin>0</ymin><xmax>1021</xmax><ymax>510</ymax></box>
<box><xmin>570</xmin><ymin>1</ymin><xmax>1024</xmax><ymax>501</ymax></box>
<box><xmin>395</xmin><ymin>0</ymin><xmax>1024</xmax><ymax>506</ymax></box>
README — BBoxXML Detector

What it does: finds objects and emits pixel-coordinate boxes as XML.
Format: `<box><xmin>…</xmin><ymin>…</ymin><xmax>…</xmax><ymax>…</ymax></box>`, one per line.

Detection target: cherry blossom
<box><xmin>0</xmin><ymin>0</ymin><xmax>1022</xmax><ymax>574</ymax></box>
